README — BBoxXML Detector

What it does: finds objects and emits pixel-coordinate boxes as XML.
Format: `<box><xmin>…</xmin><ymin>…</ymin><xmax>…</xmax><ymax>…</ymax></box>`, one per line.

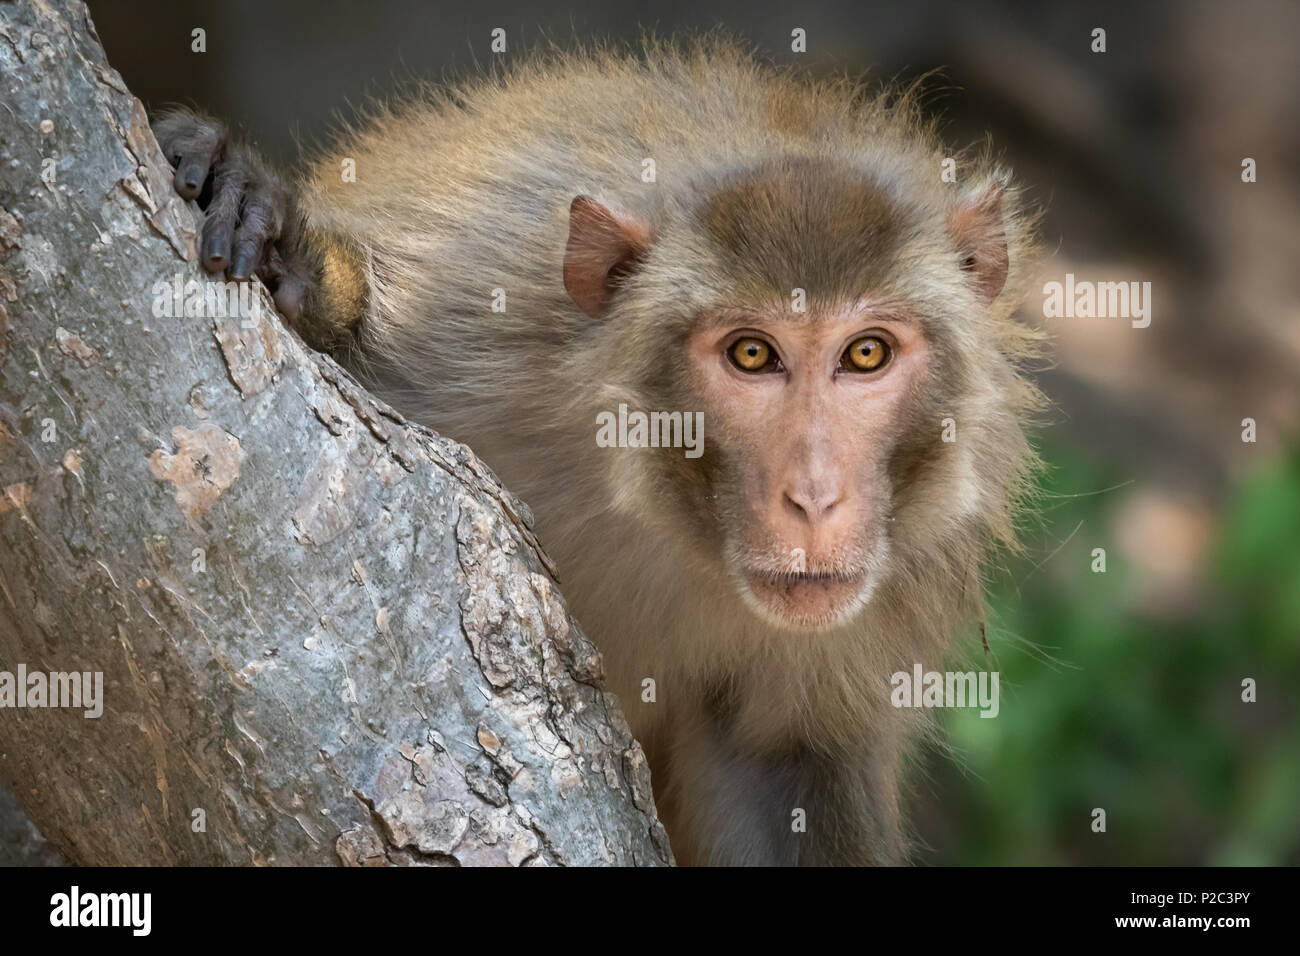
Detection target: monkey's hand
<box><xmin>152</xmin><ymin>107</ymin><xmax>313</xmax><ymax>323</ymax></box>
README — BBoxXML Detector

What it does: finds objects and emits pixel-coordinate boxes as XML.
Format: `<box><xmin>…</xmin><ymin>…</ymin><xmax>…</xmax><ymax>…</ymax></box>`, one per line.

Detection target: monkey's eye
<box><xmin>840</xmin><ymin>336</ymin><xmax>891</xmax><ymax>373</ymax></box>
<box><xmin>728</xmin><ymin>337</ymin><xmax>780</xmax><ymax>373</ymax></box>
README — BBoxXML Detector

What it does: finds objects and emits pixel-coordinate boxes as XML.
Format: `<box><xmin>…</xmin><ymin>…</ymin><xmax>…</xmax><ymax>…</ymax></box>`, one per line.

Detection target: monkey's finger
<box><xmin>151</xmin><ymin>108</ymin><xmax>225</xmax><ymax>202</ymax></box>
<box><xmin>229</xmin><ymin>181</ymin><xmax>284</xmax><ymax>281</ymax></box>
<box><xmin>174</xmin><ymin>157</ymin><xmax>212</xmax><ymax>203</ymax></box>
<box><xmin>200</xmin><ymin>161</ymin><xmax>246</xmax><ymax>275</ymax></box>
<box><xmin>267</xmin><ymin>250</ymin><xmax>311</xmax><ymax>325</ymax></box>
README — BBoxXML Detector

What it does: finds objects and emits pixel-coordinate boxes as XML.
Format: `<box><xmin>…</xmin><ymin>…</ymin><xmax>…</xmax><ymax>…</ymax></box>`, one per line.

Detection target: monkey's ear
<box><xmin>564</xmin><ymin>195</ymin><xmax>651</xmax><ymax>318</ymax></box>
<box><xmin>947</xmin><ymin>180</ymin><xmax>1010</xmax><ymax>304</ymax></box>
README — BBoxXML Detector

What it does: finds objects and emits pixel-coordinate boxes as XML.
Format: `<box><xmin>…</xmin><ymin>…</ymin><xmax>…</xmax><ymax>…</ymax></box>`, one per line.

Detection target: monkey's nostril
<box><xmin>784</xmin><ymin>490</ymin><xmax>844</xmax><ymax>523</ymax></box>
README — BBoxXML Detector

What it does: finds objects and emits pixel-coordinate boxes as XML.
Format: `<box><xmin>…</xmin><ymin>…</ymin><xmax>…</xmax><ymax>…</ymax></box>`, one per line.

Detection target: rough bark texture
<box><xmin>0</xmin><ymin>0</ymin><xmax>672</xmax><ymax>866</ymax></box>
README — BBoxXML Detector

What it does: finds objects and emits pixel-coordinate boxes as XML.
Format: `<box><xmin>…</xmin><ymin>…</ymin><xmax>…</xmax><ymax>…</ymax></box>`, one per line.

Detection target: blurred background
<box><xmin>8</xmin><ymin>0</ymin><xmax>1297</xmax><ymax>865</ymax></box>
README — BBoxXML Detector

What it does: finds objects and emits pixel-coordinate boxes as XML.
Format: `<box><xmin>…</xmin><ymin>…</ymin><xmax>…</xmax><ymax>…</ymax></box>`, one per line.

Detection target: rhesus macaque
<box><xmin>153</xmin><ymin>39</ymin><xmax>1041</xmax><ymax>866</ymax></box>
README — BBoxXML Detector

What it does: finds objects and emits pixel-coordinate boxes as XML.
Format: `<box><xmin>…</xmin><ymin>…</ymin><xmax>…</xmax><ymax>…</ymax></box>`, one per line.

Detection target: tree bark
<box><xmin>0</xmin><ymin>0</ymin><xmax>672</xmax><ymax>866</ymax></box>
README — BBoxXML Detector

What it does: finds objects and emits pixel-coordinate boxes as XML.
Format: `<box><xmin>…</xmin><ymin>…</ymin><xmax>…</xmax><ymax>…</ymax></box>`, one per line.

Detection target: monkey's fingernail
<box><xmin>201</xmin><ymin>230</ymin><xmax>231</xmax><ymax>273</ymax></box>
<box><xmin>230</xmin><ymin>249</ymin><xmax>256</xmax><ymax>281</ymax></box>
<box><xmin>173</xmin><ymin>168</ymin><xmax>200</xmax><ymax>201</ymax></box>
<box><xmin>182</xmin><ymin>163</ymin><xmax>207</xmax><ymax>197</ymax></box>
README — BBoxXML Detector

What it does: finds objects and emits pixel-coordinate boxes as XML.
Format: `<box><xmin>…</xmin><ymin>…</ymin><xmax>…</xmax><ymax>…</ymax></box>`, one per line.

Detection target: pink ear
<box><xmin>947</xmin><ymin>181</ymin><xmax>1009</xmax><ymax>304</ymax></box>
<box><xmin>563</xmin><ymin>195</ymin><xmax>651</xmax><ymax>318</ymax></box>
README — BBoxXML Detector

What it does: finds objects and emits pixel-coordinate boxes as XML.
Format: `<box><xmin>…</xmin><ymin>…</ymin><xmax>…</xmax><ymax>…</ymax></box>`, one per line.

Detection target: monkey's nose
<box><xmin>783</xmin><ymin>487</ymin><xmax>844</xmax><ymax>523</ymax></box>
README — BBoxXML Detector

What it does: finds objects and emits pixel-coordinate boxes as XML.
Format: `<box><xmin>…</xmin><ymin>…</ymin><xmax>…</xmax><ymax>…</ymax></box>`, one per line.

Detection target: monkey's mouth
<box><xmin>741</xmin><ymin>568</ymin><xmax>871</xmax><ymax>630</ymax></box>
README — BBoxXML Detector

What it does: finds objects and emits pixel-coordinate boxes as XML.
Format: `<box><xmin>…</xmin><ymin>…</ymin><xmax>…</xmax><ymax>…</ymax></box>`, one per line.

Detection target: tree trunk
<box><xmin>0</xmin><ymin>0</ymin><xmax>671</xmax><ymax>867</ymax></box>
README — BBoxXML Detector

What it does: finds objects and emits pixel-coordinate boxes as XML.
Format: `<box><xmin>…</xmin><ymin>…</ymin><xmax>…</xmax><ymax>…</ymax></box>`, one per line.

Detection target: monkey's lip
<box><xmin>742</xmin><ymin>569</ymin><xmax>869</xmax><ymax>628</ymax></box>
<box><xmin>747</xmin><ymin>569</ymin><xmax>862</xmax><ymax>587</ymax></box>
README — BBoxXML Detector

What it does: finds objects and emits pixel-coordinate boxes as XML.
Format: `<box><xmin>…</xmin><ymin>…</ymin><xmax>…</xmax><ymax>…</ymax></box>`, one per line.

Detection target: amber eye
<box><xmin>842</xmin><ymin>336</ymin><xmax>890</xmax><ymax>372</ymax></box>
<box><xmin>729</xmin><ymin>337</ymin><xmax>776</xmax><ymax>372</ymax></box>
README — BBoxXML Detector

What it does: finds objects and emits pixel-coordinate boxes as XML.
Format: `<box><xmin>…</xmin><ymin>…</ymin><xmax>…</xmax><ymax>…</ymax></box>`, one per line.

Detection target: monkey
<box><xmin>152</xmin><ymin>38</ymin><xmax>1042</xmax><ymax>866</ymax></box>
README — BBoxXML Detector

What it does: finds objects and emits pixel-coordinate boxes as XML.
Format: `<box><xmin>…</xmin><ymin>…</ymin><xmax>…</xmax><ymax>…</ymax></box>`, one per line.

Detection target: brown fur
<box><xmin>275</xmin><ymin>38</ymin><xmax>1042</xmax><ymax>865</ymax></box>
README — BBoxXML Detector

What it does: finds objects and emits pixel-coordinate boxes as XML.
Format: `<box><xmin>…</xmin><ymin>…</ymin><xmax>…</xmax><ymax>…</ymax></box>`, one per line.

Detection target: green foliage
<box><xmin>926</xmin><ymin>444</ymin><xmax>1300</xmax><ymax>865</ymax></box>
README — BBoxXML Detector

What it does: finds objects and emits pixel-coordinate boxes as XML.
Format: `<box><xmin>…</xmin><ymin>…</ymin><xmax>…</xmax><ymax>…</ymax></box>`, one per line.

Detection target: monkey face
<box><xmin>562</xmin><ymin>163</ymin><xmax>1022</xmax><ymax>636</ymax></box>
<box><xmin>683</xmin><ymin>301</ymin><xmax>933</xmax><ymax>631</ymax></box>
